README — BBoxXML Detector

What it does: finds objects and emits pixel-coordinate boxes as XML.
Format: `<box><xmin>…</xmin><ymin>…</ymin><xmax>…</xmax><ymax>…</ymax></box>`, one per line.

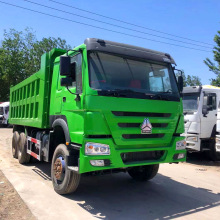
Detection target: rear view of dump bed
<box><xmin>9</xmin><ymin>48</ymin><xmax>66</xmax><ymax>129</ymax></box>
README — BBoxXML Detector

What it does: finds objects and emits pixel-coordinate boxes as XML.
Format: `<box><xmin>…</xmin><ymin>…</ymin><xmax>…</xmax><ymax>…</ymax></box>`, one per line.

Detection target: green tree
<box><xmin>185</xmin><ymin>74</ymin><xmax>202</xmax><ymax>86</ymax></box>
<box><xmin>204</xmin><ymin>31</ymin><xmax>220</xmax><ymax>86</ymax></box>
<box><xmin>176</xmin><ymin>70</ymin><xmax>202</xmax><ymax>87</ymax></box>
<box><xmin>0</xmin><ymin>28</ymin><xmax>71</xmax><ymax>100</ymax></box>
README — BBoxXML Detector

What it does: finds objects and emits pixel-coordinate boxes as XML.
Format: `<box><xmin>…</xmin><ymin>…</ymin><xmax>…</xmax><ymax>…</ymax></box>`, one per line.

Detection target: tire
<box><xmin>12</xmin><ymin>131</ymin><xmax>19</xmax><ymax>159</ymax></box>
<box><xmin>51</xmin><ymin>144</ymin><xmax>80</xmax><ymax>195</ymax></box>
<box><xmin>208</xmin><ymin>126</ymin><xmax>220</xmax><ymax>161</ymax></box>
<box><xmin>127</xmin><ymin>164</ymin><xmax>159</xmax><ymax>181</ymax></box>
<box><xmin>18</xmin><ymin>132</ymin><xmax>30</xmax><ymax>164</ymax></box>
<box><xmin>209</xmin><ymin>139</ymin><xmax>220</xmax><ymax>161</ymax></box>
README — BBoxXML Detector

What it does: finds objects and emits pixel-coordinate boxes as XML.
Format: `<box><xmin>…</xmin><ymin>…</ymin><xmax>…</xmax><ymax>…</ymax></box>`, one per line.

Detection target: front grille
<box><xmin>118</xmin><ymin>123</ymin><xmax>168</xmax><ymax>128</ymax></box>
<box><xmin>112</xmin><ymin>111</ymin><xmax>171</xmax><ymax>117</ymax></box>
<box><xmin>121</xmin><ymin>151</ymin><xmax>165</xmax><ymax>163</ymax></box>
<box><xmin>122</xmin><ymin>134</ymin><xmax>164</xmax><ymax>139</ymax></box>
<box><xmin>108</xmin><ymin>110</ymin><xmax>173</xmax><ymax>145</ymax></box>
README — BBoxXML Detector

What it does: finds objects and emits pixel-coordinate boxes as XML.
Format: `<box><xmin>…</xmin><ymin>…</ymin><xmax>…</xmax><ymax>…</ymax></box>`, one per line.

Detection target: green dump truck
<box><xmin>9</xmin><ymin>38</ymin><xmax>186</xmax><ymax>194</ymax></box>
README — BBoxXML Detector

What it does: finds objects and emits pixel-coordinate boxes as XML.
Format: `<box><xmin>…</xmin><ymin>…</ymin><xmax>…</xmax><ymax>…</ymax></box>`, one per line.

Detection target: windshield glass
<box><xmin>0</xmin><ymin>107</ymin><xmax>3</xmax><ymax>115</ymax></box>
<box><xmin>88</xmin><ymin>52</ymin><xmax>179</xmax><ymax>99</ymax></box>
<box><xmin>182</xmin><ymin>93</ymin><xmax>200</xmax><ymax>113</ymax></box>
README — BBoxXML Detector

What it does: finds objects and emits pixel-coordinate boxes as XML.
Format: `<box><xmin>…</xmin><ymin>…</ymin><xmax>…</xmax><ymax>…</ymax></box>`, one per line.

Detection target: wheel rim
<box><xmin>53</xmin><ymin>156</ymin><xmax>66</xmax><ymax>184</ymax></box>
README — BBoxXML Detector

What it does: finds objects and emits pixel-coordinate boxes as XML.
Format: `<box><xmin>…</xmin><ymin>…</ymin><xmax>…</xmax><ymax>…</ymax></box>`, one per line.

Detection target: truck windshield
<box><xmin>0</xmin><ymin>107</ymin><xmax>3</xmax><ymax>115</ymax></box>
<box><xmin>88</xmin><ymin>52</ymin><xmax>179</xmax><ymax>100</ymax></box>
<box><xmin>182</xmin><ymin>93</ymin><xmax>200</xmax><ymax>113</ymax></box>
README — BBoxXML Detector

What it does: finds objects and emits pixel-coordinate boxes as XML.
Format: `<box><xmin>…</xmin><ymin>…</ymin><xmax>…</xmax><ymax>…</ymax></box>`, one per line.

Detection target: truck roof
<box><xmin>183</xmin><ymin>85</ymin><xmax>220</xmax><ymax>94</ymax></box>
<box><xmin>84</xmin><ymin>38</ymin><xmax>176</xmax><ymax>65</ymax></box>
<box><xmin>0</xmin><ymin>102</ymin><xmax>9</xmax><ymax>107</ymax></box>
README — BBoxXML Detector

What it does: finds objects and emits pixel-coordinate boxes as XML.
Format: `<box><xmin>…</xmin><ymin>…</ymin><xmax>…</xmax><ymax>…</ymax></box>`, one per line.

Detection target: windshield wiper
<box><xmin>98</xmin><ymin>89</ymin><xmax>178</xmax><ymax>101</ymax></box>
<box><xmin>150</xmin><ymin>90</ymin><xmax>174</xmax><ymax>100</ymax></box>
<box><xmin>98</xmin><ymin>89</ymin><xmax>151</xmax><ymax>97</ymax></box>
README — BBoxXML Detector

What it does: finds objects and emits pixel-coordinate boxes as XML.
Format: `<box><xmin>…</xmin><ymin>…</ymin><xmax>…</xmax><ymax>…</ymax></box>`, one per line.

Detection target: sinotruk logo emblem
<box><xmin>140</xmin><ymin>118</ymin><xmax>152</xmax><ymax>134</ymax></box>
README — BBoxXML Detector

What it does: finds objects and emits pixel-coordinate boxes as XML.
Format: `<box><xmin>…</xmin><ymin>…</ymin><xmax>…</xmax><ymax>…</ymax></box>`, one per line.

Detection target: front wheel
<box><xmin>127</xmin><ymin>164</ymin><xmax>159</xmax><ymax>181</ymax></box>
<box><xmin>51</xmin><ymin>144</ymin><xmax>80</xmax><ymax>195</ymax></box>
<box><xmin>209</xmin><ymin>139</ymin><xmax>220</xmax><ymax>161</ymax></box>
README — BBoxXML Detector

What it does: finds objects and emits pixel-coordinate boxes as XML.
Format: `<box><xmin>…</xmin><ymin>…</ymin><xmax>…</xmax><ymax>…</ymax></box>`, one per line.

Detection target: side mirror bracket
<box><xmin>60</xmin><ymin>49</ymin><xmax>82</xmax><ymax>101</ymax></box>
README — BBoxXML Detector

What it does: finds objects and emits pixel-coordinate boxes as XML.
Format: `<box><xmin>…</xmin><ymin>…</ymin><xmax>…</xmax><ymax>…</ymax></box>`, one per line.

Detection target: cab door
<box><xmin>200</xmin><ymin>92</ymin><xmax>217</xmax><ymax>138</ymax></box>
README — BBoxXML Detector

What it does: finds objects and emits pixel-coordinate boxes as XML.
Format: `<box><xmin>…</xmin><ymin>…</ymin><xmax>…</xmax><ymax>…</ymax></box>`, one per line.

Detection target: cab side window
<box><xmin>70</xmin><ymin>53</ymin><xmax>82</xmax><ymax>93</ymax></box>
<box><xmin>205</xmin><ymin>93</ymin><xmax>216</xmax><ymax>111</ymax></box>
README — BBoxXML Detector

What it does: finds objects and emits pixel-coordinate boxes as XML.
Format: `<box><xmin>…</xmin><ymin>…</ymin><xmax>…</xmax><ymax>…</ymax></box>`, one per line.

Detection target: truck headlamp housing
<box><xmin>216</xmin><ymin>137</ymin><xmax>220</xmax><ymax>145</ymax></box>
<box><xmin>176</xmin><ymin>140</ymin><xmax>186</xmax><ymax>150</ymax></box>
<box><xmin>85</xmin><ymin>142</ymin><xmax>110</xmax><ymax>155</ymax></box>
<box><xmin>186</xmin><ymin>136</ymin><xmax>198</xmax><ymax>142</ymax></box>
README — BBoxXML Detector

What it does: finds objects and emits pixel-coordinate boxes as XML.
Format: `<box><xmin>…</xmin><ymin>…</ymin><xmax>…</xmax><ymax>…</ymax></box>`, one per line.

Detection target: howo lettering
<box><xmin>9</xmin><ymin>38</ymin><xmax>186</xmax><ymax>194</ymax></box>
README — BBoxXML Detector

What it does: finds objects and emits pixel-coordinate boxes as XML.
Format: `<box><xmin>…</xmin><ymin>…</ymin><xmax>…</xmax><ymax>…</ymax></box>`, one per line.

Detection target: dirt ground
<box><xmin>0</xmin><ymin>128</ymin><xmax>220</xmax><ymax>220</ymax></box>
<box><xmin>0</xmin><ymin>170</ymin><xmax>35</xmax><ymax>220</ymax></box>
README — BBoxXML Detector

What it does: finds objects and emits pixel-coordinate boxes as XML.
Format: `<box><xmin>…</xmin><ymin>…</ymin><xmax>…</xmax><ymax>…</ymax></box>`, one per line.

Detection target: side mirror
<box><xmin>202</xmin><ymin>105</ymin><xmax>208</xmax><ymax>116</ymax></box>
<box><xmin>60</xmin><ymin>56</ymin><xmax>71</xmax><ymax>76</ymax></box>
<box><xmin>60</xmin><ymin>77</ymin><xmax>73</xmax><ymax>87</ymax></box>
<box><xmin>177</xmin><ymin>75</ymin><xmax>183</xmax><ymax>93</ymax></box>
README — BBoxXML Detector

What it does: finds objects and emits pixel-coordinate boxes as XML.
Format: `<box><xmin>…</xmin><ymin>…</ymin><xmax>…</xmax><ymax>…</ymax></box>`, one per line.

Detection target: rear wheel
<box><xmin>12</xmin><ymin>131</ymin><xmax>19</xmax><ymax>158</ymax></box>
<box><xmin>127</xmin><ymin>164</ymin><xmax>159</xmax><ymax>181</ymax></box>
<box><xmin>51</xmin><ymin>144</ymin><xmax>80</xmax><ymax>195</ymax></box>
<box><xmin>18</xmin><ymin>133</ymin><xmax>30</xmax><ymax>164</ymax></box>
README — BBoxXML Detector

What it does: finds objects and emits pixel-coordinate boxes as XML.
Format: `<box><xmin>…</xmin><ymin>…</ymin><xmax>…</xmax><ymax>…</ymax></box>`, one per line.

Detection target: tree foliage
<box><xmin>204</xmin><ymin>31</ymin><xmax>220</xmax><ymax>86</ymax></box>
<box><xmin>176</xmin><ymin>70</ymin><xmax>202</xmax><ymax>87</ymax></box>
<box><xmin>0</xmin><ymin>28</ymin><xmax>71</xmax><ymax>100</ymax></box>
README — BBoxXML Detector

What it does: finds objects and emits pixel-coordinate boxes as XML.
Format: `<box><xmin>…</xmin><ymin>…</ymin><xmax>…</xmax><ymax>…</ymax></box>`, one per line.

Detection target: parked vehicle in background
<box><xmin>0</xmin><ymin>102</ymin><xmax>10</xmax><ymax>127</ymax></box>
<box><xmin>182</xmin><ymin>85</ymin><xmax>220</xmax><ymax>160</ymax></box>
<box><xmin>9</xmin><ymin>38</ymin><xmax>186</xmax><ymax>194</ymax></box>
<box><xmin>214</xmin><ymin>100</ymin><xmax>220</xmax><ymax>160</ymax></box>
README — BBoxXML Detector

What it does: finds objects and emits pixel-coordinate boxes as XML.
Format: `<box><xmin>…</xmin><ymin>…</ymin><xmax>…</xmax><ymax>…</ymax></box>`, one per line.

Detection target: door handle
<box><xmin>63</xmin><ymin>97</ymin><xmax>66</xmax><ymax>102</ymax></box>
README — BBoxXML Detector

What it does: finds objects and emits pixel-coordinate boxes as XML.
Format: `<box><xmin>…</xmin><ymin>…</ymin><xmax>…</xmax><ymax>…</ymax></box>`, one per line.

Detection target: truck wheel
<box><xmin>127</xmin><ymin>164</ymin><xmax>159</xmax><ymax>181</ymax></box>
<box><xmin>209</xmin><ymin>127</ymin><xmax>220</xmax><ymax>161</ymax></box>
<box><xmin>18</xmin><ymin>133</ymin><xmax>30</xmax><ymax>164</ymax></box>
<box><xmin>12</xmin><ymin>131</ymin><xmax>19</xmax><ymax>158</ymax></box>
<box><xmin>51</xmin><ymin>144</ymin><xmax>80</xmax><ymax>195</ymax></box>
<box><xmin>209</xmin><ymin>139</ymin><xmax>220</xmax><ymax>161</ymax></box>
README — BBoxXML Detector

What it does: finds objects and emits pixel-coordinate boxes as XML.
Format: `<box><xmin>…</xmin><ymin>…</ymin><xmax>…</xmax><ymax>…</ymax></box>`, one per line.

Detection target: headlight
<box><xmin>176</xmin><ymin>140</ymin><xmax>186</xmax><ymax>150</ymax></box>
<box><xmin>216</xmin><ymin>137</ymin><xmax>220</xmax><ymax>145</ymax></box>
<box><xmin>85</xmin><ymin>142</ymin><xmax>110</xmax><ymax>155</ymax></box>
<box><xmin>186</xmin><ymin>136</ymin><xmax>198</xmax><ymax>142</ymax></box>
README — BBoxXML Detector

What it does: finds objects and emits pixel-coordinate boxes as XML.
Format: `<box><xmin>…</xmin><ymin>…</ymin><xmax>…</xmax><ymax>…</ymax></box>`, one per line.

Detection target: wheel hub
<box><xmin>54</xmin><ymin>156</ymin><xmax>65</xmax><ymax>181</ymax></box>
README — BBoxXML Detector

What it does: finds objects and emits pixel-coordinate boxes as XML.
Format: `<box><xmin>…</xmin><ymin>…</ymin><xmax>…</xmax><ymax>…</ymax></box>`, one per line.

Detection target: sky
<box><xmin>0</xmin><ymin>0</ymin><xmax>219</xmax><ymax>85</ymax></box>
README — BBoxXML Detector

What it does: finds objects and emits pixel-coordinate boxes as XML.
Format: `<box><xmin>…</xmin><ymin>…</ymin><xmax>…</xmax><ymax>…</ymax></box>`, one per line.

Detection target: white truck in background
<box><xmin>0</xmin><ymin>102</ymin><xmax>10</xmax><ymax>127</ymax></box>
<box><xmin>215</xmin><ymin>104</ymin><xmax>220</xmax><ymax>158</ymax></box>
<box><xmin>182</xmin><ymin>85</ymin><xmax>220</xmax><ymax>161</ymax></box>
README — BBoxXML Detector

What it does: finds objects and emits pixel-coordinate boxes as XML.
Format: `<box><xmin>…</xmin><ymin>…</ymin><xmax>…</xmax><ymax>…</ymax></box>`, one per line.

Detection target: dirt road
<box><xmin>0</xmin><ymin>128</ymin><xmax>220</xmax><ymax>220</ymax></box>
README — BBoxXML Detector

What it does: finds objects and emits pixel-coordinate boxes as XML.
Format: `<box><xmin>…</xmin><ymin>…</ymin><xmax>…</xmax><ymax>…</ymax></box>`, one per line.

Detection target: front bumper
<box><xmin>78</xmin><ymin>136</ymin><xmax>186</xmax><ymax>173</ymax></box>
<box><xmin>182</xmin><ymin>133</ymin><xmax>201</xmax><ymax>152</ymax></box>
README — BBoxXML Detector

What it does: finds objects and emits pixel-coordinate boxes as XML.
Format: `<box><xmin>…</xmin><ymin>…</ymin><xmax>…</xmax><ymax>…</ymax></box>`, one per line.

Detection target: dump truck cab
<box><xmin>182</xmin><ymin>85</ymin><xmax>220</xmax><ymax>160</ymax></box>
<box><xmin>0</xmin><ymin>102</ymin><xmax>10</xmax><ymax>126</ymax></box>
<box><xmin>9</xmin><ymin>38</ymin><xmax>186</xmax><ymax>194</ymax></box>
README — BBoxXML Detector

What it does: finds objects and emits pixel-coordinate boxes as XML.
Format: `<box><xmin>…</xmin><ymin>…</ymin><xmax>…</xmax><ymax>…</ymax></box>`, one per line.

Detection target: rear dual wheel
<box><xmin>17</xmin><ymin>133</ymin><xmax>30</xmax><ymax>164</ymax></box>
<box><xmin>12</xmin><ymin>131</ymin><xmax>19</xmax><ymax>158</ymax></box>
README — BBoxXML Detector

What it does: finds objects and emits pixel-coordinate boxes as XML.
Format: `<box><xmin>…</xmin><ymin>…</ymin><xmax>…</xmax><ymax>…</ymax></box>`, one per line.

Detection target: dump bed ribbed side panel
<box><xmin>9</xmin><ymin>48</ymin><xmax>66</xmax><ymax>128</ymax></box>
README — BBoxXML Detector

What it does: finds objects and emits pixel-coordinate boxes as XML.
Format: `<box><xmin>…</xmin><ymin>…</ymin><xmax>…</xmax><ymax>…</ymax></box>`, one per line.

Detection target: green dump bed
<box><xmin>9</xmin><ymin>49</ymin><xmax>66</xmax><ymax>129</ymax></box>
